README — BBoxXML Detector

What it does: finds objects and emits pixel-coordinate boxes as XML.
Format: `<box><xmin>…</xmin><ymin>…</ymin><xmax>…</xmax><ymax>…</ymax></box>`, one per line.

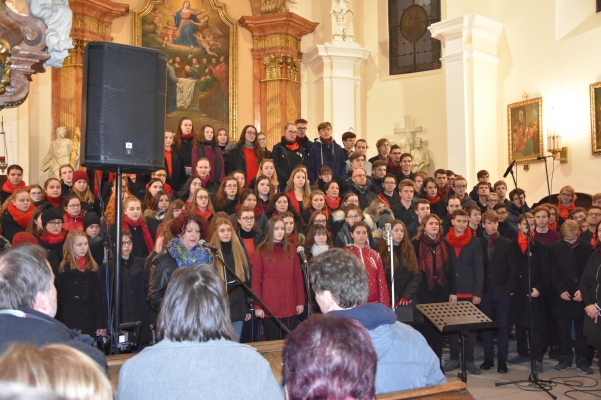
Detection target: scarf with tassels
<box><xmin>123</xmin><ymin>216</ymin><xmax>154</xmax><ymax>254</ymax></box>
<box><xmin>558</xmin><ymin>201</ymin><xmax>575</xmax><ymax>220</ymax></box>
<box><xmin>419</xmin><ymin>233</ymin><xmax>450</xmax><ymax>290</ymax></box>
<box><xmin>8</xmin><ymin>202</ymin><xmax>35</xmax><ymax>228</ymax></box>
<box><xmin>482</xmin><ymin>231</ymin><xmax>500</xmax><ymax>260</ymax></box>
<box><xmin>2</xmin><ymin>180</ymin><xmax>27</xmax><ymax>194</ymax></box>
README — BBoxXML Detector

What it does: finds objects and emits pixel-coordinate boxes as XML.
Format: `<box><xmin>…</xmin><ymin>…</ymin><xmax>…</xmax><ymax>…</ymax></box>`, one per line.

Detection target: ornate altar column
<box><xmin>51</xmin><ymin>0</ymin><xmax>128</xmax><ymax>137</ymax></box>
<box><xmin>429</xmin><ymin>14</ymin><xmax>503</xmax><ymax>180</ymax></box>
<box><xmin>239</xmin><ymin>12</ymin><xmax>318</xmax><ymax>147</ymax></box>
<box><xmin>304</xmin><ymin>0</ymin><xmax>370</xmax><ymax>143</ymax></box>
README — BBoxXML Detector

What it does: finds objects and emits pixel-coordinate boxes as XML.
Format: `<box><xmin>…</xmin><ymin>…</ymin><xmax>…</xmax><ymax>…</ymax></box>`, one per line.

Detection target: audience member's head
<box><xmin>282</xmin><ymin>314</ymin><xmax>377</xmax><ymax>400</ymax></box>
<box><xmin>310</xmin><ymin>248</ymin><xmax>368</xmax><ymax>312</ymax></box>
<box><xmin>11</xmin><ymin>232</ymin><xmax>37</xmax><ymax>248</ymax></box>
<box><xmin>0</xmin><ymin>245</ymin><xmax>56</xmax><ymax>317</ymax></box>
<box><xmin>0</xmin><ymin>381</ymin><xmax>67</xmax><ymax>400</ymax></box>
<box><xmin>155</xmin><ymin>263</ymin><xmax>235</xmax><ymax>342</ymax></box>
<box><xmin>0</xmin><ymin>343</ymin><xmax>112</xmax><ymax>400</ymax></box>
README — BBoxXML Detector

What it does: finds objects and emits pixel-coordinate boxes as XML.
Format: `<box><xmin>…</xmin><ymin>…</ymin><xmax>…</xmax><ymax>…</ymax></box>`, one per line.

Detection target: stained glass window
<box><xmin>389</xmin><ymin>0</ymin><xmax>441</xmax><ymax>75</ymax></box>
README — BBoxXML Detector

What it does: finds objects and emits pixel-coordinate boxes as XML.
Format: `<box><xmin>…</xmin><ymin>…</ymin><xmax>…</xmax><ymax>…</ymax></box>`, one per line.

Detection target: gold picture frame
<box><xmin>132</xmin><ymin>0</ymin><xmax>237</xmax><ymax>138</ymax></box>
<box><xmin>589</xmin><ymin>81</ymin><xmax>601</xmax><ymax>155</ymax></box>
<box><xmin>507</xmin><ymin>97</ymin><xmax>543</xmax><ymax>164</ymax></box>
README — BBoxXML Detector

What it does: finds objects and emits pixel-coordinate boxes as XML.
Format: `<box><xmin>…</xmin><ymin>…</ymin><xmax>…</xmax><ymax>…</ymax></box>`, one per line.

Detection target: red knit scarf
<box><xmin>426</xmin><ymin>195</ymin><xmax>441</xmax><ymax>205</ymax></box>
<box><xmin>387</xmin><ymin>158</ymin><xmax>402</xmax><ymax>174</ymax></box>
<box><xmin>123</xmin><ymin>216</ymin><xmax>154</xmax><ymax>253</ymax></box>
<box><xmin>548</xmin><ymin>221</ymin><xmax>557</xmax><ymax>231</ymax></box>
<box><xmin>377</xmin><ymin>193</ymin><xmax>391</xmax><ymax>208</ymax></box>
<box><xmin>46</xmin><ymin>195</ymin><xmax>62</xmax><ymax>209</ymax></box>
<box><xmin>325</xmin><ymin>196</ymin><xmax>340</xmax><ymax>211</ymax></box>
<box><xmin>76</xmin><ymin>256</ymin><xmax>86</xmax><ymax>271</ymax></box>
<box><xmin>517</xmin><ymin>230</ymin><xmax>533</xmax><ymax>253</ymax></box>
<box><xmin>445</xmin><ymin>227</ymin><xmax>472</xmax><ymax>257</ymax></box>
<box><xmin>286</xmin><ymin>191</ymin><xmax>301</xmax><ymax>214</ymax></box>
<box><xmin>8</xmin><ymin>203</ymin><xmax>35</xmax><ymax>228</ymax></box>
<box><xmin>2</xmin><ymin>180</ymin><xmax>26</xmax><ymax>194</ymax></box>
<box><xmin>419</xmin><ymin>234</ymin><xmax>450</xmax><ymax>291</ymax></box>
<box><xmin>39</xmin><ymin>231</ymin><xmax>66</xmax><ymax>244</ymax></box>
<box><xmin>282</xmin><ymin>136</ymin><xmax>299</xmax><ymax>151</ymax></box>
<box><xmin>558</xmin><ymin>201</ymin><xmax>575</xmax><ymax>220</ymax></box>
<box><xmin>181</xmin><ymin>132</ymin><xmax>194</xmax><ymax>140</ymax></box>
<box><xmin>195</xmin><ymin>206</ymin><xmax>212</xmax><ymax>221</ymax></box>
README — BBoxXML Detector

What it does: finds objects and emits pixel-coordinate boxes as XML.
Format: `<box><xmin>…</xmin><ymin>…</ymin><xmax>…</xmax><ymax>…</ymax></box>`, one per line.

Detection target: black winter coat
<box><xmin>271</xmin><ymin>141</ymin><xmax>308</xmax><ymax>191</ymax></box>
<box><xmin>148</xmin><ymin>251</ymin><xmax>179</xmax><ymax>312</ymax></box>
<box><xmin>411</xmin><ymin>238</ymin><xmax>457</xmax><ymax>304</ymax></box>
<box><xmin>55</xmin><ymin>262</ymin><xmax>104</xmax><ymax>336</ymax></box>
<box><xmin>550</xmin><ymin>240</ymin><xmax>593</xmax><ymax>319</ymax></box>
<box><xmin>0</xmin><ymin>209</ymin><xmax>26</xmax><ymax>243</ymax></box>
<box><xmin>344</xmin><ymin>184</ymin><xmax>378</xmax><ymax>210</ymax></box>
<box><xmin>579</xmin><ymin>252</ymin><xmax>601</xmax><ymax>346</ymax></box>
<box><xmin>480</xmin><ymin>235</ymin><xmax>515</xmax><ymax>293</ymax></box>
<box><xmin>226</xmin><ymin>144</ymin><xmax>262</xmax><ymax>177</ymax></box>
<box><xmin>508</xmin><ymin>238</ymin><xmax>549</xmax><ymax>328</ymax></box>
<box><xmin>36</xmin><ymin>235</ymin><xmax>66</xmax><ymax>274</ymax></box>
<box><xmin>218</xmin><ymin>241</ymin><xmax>251</xmax><ymax>322</ymax></box>
<box><xmin>385</xmin><ymin>244</ymin><xmax>423</xmax><ymax>324</ymax></box>
<box><xmin>166</xmin><ymin>146</ymin><xmax>187</xmax><ymax>193</ymax></box>
<box><xmin>178</xmin><ymin>136</ymin><xmax>193</xmax><ymax>169</ymax></box>
<box><xmin>445</xmin><ymin>236</ymin><xmax>484</xmax><ymax>298</ymax></box>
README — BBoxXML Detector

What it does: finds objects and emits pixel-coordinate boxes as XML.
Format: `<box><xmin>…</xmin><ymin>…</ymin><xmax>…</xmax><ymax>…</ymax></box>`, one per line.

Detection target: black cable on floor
<box><xmin>548</xmin><ymin>375</ymin><xmax>601</xmax><ymax>400</ymax></box>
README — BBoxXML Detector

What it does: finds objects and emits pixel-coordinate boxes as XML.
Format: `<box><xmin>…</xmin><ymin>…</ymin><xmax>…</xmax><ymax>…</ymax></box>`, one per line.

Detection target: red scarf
<box><xmin>439</xmin><ymin>185</ymin><xmax>449</xmax><ymax>201</ymax></box>
<box><xmin>426</xmin><ymin>195</ymin><xmax>441</xmax><ymax>205</ymax></box>
<box><xmin>320</xmin><ymin>137</ymin><xmax>333</xmax><ymax>145</ymax></box>
<box><xmin>46</xmin><ymin>195</ymin><xmax>61</xmax><ymax>209</ymax></box>
<box><xmin>164</xmin><ymin>148</ymin><xmax>173</xmax><ymax>174</ymax></box>
<box><xmin>387</xmin><ymin>158</ymin><xmax>402</xmax><ymax>174</ymax></box>
<box><xmin>592</xmin><ymin>233</ymin><xmax>598</xmax><ymax>249</ymax></box>
<box><xmin>181</xmin><ymin>132</ymin><xmax>194</xmax><ymax>141</ymax></box>
<box><xmin>76</xmin><ymin>256</ymin><xmax>86</xmax><ymax>271</ymax></box>
<box><xmin>200</xmin><ymin>175</ymin><xmax>211</xmax><ymax>187</ymax></box>
<box><xmin>286</xmin><ymin>191</ymin><xmax>301</xmax><ymax>214</ymax></box>
<box><xmin>234</xmin><ymin>203</ymin><xmax>262</xmax><ymax>218</ymax></box>
<box><xmin>517</xmin><ymin>231</ymin><xmax>533</xmax><ymax>253</ymax></box>
<box><xmin>418</xmin><ymin>233</ymin><xmax>450</xmax><ymax>291</ymax></box>
<box><xmin>325</xmin><ymin>196</ymin><xmax>340</xmax><ymax>211</ymax></box>
<box><xmin>8</xmin><ymin>203</ymin><xmax>35</xmax><ymax>228</ymax></box>
<box><xmin>195</xmin><ymin>206</ymin><xmax>212</xmax><ymax>221</ymax></box>
<box><xmin>123</xmin><ymin>216</ymin><xmax>154</xmax><ymax>253</ymax></box>
<box><xmin>558</xmin><ymin>201</ymin><xmax>575</xmax><ymax>220</ymax></box>
<box><xmin>2</xmin><ymin>180</ymin><xmax>27</xmax><ymax>194</ymax></box>
<box><xmin>548</xmin><ymin>221</ymin><xmax>557</xmax><ymax>231</ymax></box>
<box><xmin>445</xmin><ymin>227</ymin><xmax>472</xmax><ymax>258</ymax></box>
<box><xmin>377</xmin><ymin>193</ymin><xmax>390</xmax><ymax>208</ymax></box>
<box><xmin>282</xmin><ymin>136</ymin><xmax>299</xmax><ymax>151</ymax></box>
<box><xmin>39</xmin><ymin>231</ymin><xmax>66</xmax><ymax>244</ymax></box>
<box><xmin>164</xmin><ymin>183</ymin><xmax>173</xmax><ymax>197</ymax></box>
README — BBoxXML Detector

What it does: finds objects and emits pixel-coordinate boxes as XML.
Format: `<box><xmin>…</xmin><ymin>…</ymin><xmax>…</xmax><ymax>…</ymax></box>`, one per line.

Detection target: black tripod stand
<box><xmin>495</xmin><ymin>162</ymin><xmax>556</xmax><ymax>399</ymax></box>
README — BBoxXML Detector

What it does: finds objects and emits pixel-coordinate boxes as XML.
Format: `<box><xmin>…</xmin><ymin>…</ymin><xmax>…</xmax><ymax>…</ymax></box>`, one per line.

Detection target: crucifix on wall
<box><xmin>394</xmin><ymin>115</ymin><xmax>422</xmax><ymax>154</ymax></box>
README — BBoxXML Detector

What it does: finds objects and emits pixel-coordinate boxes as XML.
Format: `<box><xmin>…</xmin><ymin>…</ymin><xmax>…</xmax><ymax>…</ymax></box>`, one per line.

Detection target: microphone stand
<box><xmin>541</xmin><ymin>156</ymin><xmax>552</xmax><ymax>205</ymax></box>
<box><xmin>210</xmin><ymin>249</ymin><xmax>291</xmax><ymax>336</ymax></box>
<box><xmin>300</xmin><ymin>255</ymin><xmax>313</xmax><ymax>316</ymax></box>
<box><xmin>384</xmin><ymin>226</ymin><xmax>394</xmax><ymax>310</ymax></box>
<box><xmin>495</xmin><ymin>164</ymin><xmax>556</xmax><ymax>399</ymax></box>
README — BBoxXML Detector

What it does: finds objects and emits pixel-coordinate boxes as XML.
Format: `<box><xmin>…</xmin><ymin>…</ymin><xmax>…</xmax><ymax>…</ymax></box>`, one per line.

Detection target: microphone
<box><xmin>502</xmin><ymin>160</ymin><xmax>516</xmax><ymax>178</ymax></box>
<box><xmin>536</xmin><ymin>155</ymin><xmax>553</xmax><ymax>160</ymax></box>
<box><xmin>384</xmin><ymin>223</ymin><xmax>391</xmax><ymax>233</ymax></box>
<box><xmin>198</xmin><ymin>239</ymin><xmax>219</xmax><ymax>252</ymax></box>
<box><xmin>297</xmin><ymin>246</ymin><xmax>308</xmax><ymax>264</ymax></box>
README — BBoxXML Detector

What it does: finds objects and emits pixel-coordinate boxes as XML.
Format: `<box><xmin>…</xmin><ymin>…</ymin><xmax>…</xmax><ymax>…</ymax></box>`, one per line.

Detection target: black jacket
<box><xmin>480</xmin><ymin>235</ymin><xmax>515</xmax><ymax>293</ymax></box>
<box><xmin>178</xmin><ymin>136</ymin><xmax>193</xmax><ymax>169</ymax></box>
<box><xmin>385</xmin><ymin>244</ymin><xmax>423</xmax><ymax>324</ymax></box>
<box><xmin>36</xmin><ymin>235</ymin><xmax>66</xmax><ymax>274</ymax></box>
<box><xmin>498</xmin><ymin>221</ymin><xmax>517</xmax><ymax>240</ymax></box>
<box><xmin>391</xmin><ymin>202</ymin><xmax>417</xmax><ymax>228</ymax></box>
<box><xmin>344</xmin><ymin>183</ymin><xmax>378</xmax><ymax>210</ymax></box>
<box><xmin>226</xmin><ymin>143</ymin><xmax>261</xmax><ymax>177</ymax></box>
<box><xmin>411</xmin><ymin>238</ymin><xmax>457</xmax><ymax>303</ymax></box>
<box><xmin>218</xmin><ymin>241</ymin><xmax>251</xmax><ymax>322</ymax></box>
<box><xmin>166</xmin><ymin>146</ymin><xmax>187</xmax><ymax>193</ymax></box>
<box><xmin>148</xmin><ymin>251</ymin><xmax>179</xmax><ymax>312</ymax></box>
<box><xmin>0</xmin><ymin>209</ymin><xmax>26</xmax><ymax>243</ymax></box>
<box><xmin>445</xmin><ymin>236</ymin><xmax>484</xmax><ymax>298</ymax></box>
<box><xmin>271</xmin><ymin>140</ymin><xmax>308</xmax><ymax>191</ymax></box>
<box><xmin>549</xmin><ymin>239</ymin><xmax>593</xmax><ymax>319</ymax></box>
<box><xmin>55</xmin><ymin>263</ymin><xmax>104</xmax><ymax>337</ymax></box>
<box><xmin>0</xmin><ymin>307</ymin><xmax>107</xmax><ymax>372</ymax></box>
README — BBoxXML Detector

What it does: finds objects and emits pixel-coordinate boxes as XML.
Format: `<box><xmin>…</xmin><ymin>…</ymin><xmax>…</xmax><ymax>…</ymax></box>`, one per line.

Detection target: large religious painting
<box><xmin>133</xmin><ymin>0</ymin><xmax>237</xmax><ymax>137</ymax></box>
<box><xmin>507</xmin><ymin>97</ymin><xmax>544</xmax><ymax>164</ymax></box>
<box><xmin>589</xmin><ymin>82</ymin><xmax>601</xmax><ymax>155</ymax></box>
<box><xmin>388</xmin><ymin>0</ymin><xmax>441</xmax><ymax>75</ymax></box>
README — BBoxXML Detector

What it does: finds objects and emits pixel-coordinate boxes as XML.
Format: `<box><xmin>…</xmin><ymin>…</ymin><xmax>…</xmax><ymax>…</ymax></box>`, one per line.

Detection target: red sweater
<box><xmin>344</xmin><ymin>244</ymin><xmax>391</xmax><ymax>307</ymax></box>
<box><xmin>242</xmin><ymin>146</ymin><xmax>258</xmax><ymax>188</ymax></box>
<box><xmin>251</xmin><ymin>243</ymin><xmax>305</xmax><ymax>318</ymax></box>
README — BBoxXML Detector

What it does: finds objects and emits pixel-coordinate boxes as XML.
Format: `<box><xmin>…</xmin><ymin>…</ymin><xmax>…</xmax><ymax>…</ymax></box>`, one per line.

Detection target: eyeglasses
<box><xmin>496</xmin><ymin>211</ymin><xmax>508</xmax><ymax>216</ymax></box>
<box><xmin>225</xmin><ymin>184</ymin><xmax>237</xmax><ymax>189</ymax></box>
<box><xmin>196</xmin><ymin>195</ymin><xmax>209</xmax><ymax>200</ymax></box>
<box><xmin>30</xmin><ymin>191</ymin><xmax>42</xmax><ymax>196</ymax></box>
<box><xmin>347</xmin><ymin>214</ymin><xmax>361</xmax><ymax>220</ymax></box>
<box><xmin>241</xmin><ymin>216</ymin><xmax>255</xmax><ymax>222</ymax></box>
<box><xmin>122</xmin><ymin>240</ymin><xmax>133</xmax><ymax>246</ymax></box>
<box><xmin>315</xmin><ymin>219</ymin><xmax>327</xmax><ymax>224</ymax></box>
<box><xmin>47</xmin><ymin>220</ymin><xmax>63</xmax><ymax>226</ymax></box>
<box><xmin>287</xmin><ymin>130</ymin><xmax>298</xmax><ymax>134</ymax></box>
<box><xmin>67</xmin><ymin>204</ymin><xmax>81</xmax><ymax>208</ymax></box>
<box><xmin>384</xmin><ymin>181</ymin><xmax>396</xmax><ymax>185</ymax></box>
<box><xmin>589</xmin><ymin>212</ymin><xmax>601</xmax><ymax>217</ymax></box>
<box><xmin>454</xmin><ymin>185</ymin><xmax>467</xmax><ymax>189</ymax></box>
<box><xmin>353</xmin><ymin>174</ymin><xmax>366</xmax><ymax>179</ymax></box>
<box><xmin>560</xmin><ymin>193</ymin><xmax>572</xmax><ymax>197</ymax></box>
<box><xmin>487</xmin><ymin>199</ymin><xmax>498</xmax><ymax>203</ymax></box>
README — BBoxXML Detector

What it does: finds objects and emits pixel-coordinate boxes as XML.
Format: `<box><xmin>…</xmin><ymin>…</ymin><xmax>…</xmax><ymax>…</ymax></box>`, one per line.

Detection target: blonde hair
<box><xmin>0</xmin><ymin>343</ymin><xmax>112</xmax><ymax>400</ymax></box>
<box><xmin>256</xmin><ymin>158</ymin><xmax>279</xmax><ymax>189</ymax></box>
<box><xmin>104</xmin><ymin>177</ymin><xmax>132</xmax><ymax>226</ymax></box>
<box><xmin>59</xmin><ymin>230</ymin><xmax>98</xmax><ymax>273</ymax></box>
<box><xmin>209</xmin><ymin>218</ymin><xmax>249</xmax><ymax>280</ymax></box>
<box><xmin>285</xmin><ymin>166</ymin><xmax>311</xmax><ymax>207</ymax></box>
<box><xmin>0</xmin><ymin>189</ymin><xmax>29</xmax><ymax>214</ymax></box>
<box><xmin>188</xmin><ymin>187</ymin><xmax>215</xmax><ymax>214</ymax></box>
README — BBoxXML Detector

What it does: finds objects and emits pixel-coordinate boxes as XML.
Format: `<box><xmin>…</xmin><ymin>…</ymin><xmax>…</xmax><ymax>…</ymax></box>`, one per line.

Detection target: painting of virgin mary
<box><xmin>170</xmin><ymin>1</ymin><xmax>204</xmax><ymax>47</ymax></box>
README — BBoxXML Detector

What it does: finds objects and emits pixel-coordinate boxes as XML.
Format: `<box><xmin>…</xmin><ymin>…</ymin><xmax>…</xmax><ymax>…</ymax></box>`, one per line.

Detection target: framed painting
<box><xmin>507</xmin><ymin>97</ymin><xmax>543</xmax><ymax>164</ymax></box>
<box><xmin>133</xmin><ymin>0</ymin><xmax>237</xmax><ymax>138</ymax></box>
<box><xmin>590</xmin><ymin>81</ymin><xmax>601</xmax><ymax>155</ymax></box>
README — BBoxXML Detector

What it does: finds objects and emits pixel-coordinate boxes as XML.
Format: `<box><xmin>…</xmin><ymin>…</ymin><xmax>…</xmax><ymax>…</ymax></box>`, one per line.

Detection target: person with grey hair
<box><xmin>311</xmin><ymin>248</ymin><xmax>445</xmax><ymax>395</ymax></box>
<box><xmin>0</xmin><ymin>244</ymin><xmax>106</xmax><ymax>371</ymax></box>
<box><xmin>117</xmin><ymin>264</ymin><xmax>282</xmax><ymax>399</ymax></box>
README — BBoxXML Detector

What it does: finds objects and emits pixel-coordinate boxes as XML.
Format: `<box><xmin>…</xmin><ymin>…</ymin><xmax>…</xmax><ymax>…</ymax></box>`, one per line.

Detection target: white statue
<box><xmin>410</xmin><ymin>137</ymin><xmax>431</xmax><ymax>173</ymax></box>
<box><xmin>41</xmin><ymin>127</ymin><xmax>73</xmax><ymax>178</ymax></box>
<box><xmin>27</xmin><ymin>0</ymin><xmax>74</xmax><ymax>68</ymax></box>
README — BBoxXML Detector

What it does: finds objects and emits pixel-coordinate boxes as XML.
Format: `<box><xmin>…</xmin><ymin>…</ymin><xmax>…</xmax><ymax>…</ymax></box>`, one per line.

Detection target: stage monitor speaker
<box><xmin>81</xmin><ymin>42</ymin><xmax>167</xmax><ymax>173</ymax></box>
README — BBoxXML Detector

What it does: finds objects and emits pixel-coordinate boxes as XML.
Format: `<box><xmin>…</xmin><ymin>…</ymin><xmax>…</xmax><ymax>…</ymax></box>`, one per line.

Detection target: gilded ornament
<box><xmin>0</xmin><ymin>39</ymin><xmax>12</xmax><ymax>95</ymax></box>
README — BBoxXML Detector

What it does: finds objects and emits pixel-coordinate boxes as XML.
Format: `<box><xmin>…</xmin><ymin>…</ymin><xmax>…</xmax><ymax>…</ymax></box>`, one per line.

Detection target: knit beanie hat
<box><xmin>12</xmin><ymin>232</ymin><xmax>38</xmax><ymax>248</ymax></box>
<box><xmin>84</xmin><ymin>212</ymin><xmax>101</xmax><ymax>230</ymax></box>
<box><xmin>72</xmin><ymin>170</ymin><xmax>89</xmax><ymax>184</ymax></box>
<box><xmin>41</xmin><ymin>203</ymin><xmax>63</xmax><ymax>227</ymax></box>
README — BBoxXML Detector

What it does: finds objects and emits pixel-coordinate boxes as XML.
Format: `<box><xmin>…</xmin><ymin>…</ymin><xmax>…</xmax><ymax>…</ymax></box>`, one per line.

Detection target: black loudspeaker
<box><xmin>81</xmin><ymin>42</ymin><xmax>167</xmax><ymax>173</ymax></box>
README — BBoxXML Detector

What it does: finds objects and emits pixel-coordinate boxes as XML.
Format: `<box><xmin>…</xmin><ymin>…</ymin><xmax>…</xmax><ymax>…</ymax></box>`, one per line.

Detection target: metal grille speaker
<box><xmin>81</xmin><ymin>42</ymin><xmax>167</xmax><ymax>173</ymax></box>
